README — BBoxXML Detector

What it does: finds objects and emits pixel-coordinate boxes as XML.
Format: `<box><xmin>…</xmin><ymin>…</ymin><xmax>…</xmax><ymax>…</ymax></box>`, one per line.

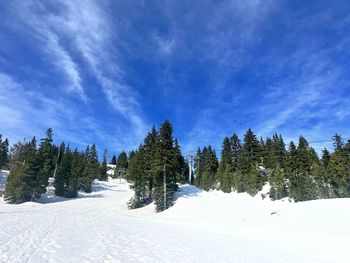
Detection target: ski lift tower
<box><xmin>186</xmin><ymin>151</ymin><xmax>196</xmax><ymax>184</ymax></box>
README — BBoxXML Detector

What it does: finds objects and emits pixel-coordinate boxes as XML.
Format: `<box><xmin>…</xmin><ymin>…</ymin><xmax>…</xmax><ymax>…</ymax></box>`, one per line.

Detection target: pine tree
<box><xmin>80</xmin><ymin>145</ymin><xmax>97</xmax><ymax>193</ymax></box>
<box><xmin>100</xmin><ymin>149</ymin><xmax>108</xmax><ymax>181</ymax></box>
<box><xmin>239</xmin><ymin>129</ymin><xmax>263</xmax><ymax>195</ymax></box>
<box><xmin>35</xmin><ymin>128</ymin><xmax>55</xmax><ymax>197</ymax></box>
<box><xmin>154</xmin><ymin>120</ymin><xmax>177</xmax><ymax>211</ymax></box>
<box><xmin>218</xmin><ymin>137</ymin><xmax>232</xmax><ymax>192</ymax></box>
<box><xmin>116</xmin><ymin>151</ymin><xmax>128</xmax><ymax>170</ymax></box>
<box><xmin>54</xmin><ymin>144</ymin><xmax>72</xmax><ymax>197</ymax></box>
<box><xmin>0</xmin><ymin>135</ymin><xmax>9</xmax><ymax>169</ymax></box>
<box><xmin>110</xmin><ymin>155</ymin><xmax>117</xmax><ymax>165</ymax></box>
<box><xmin>66</xmin><ymin>149</ymin><xmax>82</xmax><ymax>198</ymax></box>
<box><xmin>269</xmin><ymin>164</ymin><xmax>287</xmax><ymax>200</ymax></box>
<box><xmin>327</xmin><ymin>135</ymin><xmax>349</xmax><ymax>197</ymax></box>
<box><xmin>127</xmin><ymin>149</ymin><xmax>149</xmax><ymax>208</ymax></box>
<box><xmin>288</xmin><ymin>136</ymin><xmax>317</xmax><ymax>201</ymax></box>
<box><xmin>4</xmin><ymin>138</ymin><xmax>39</xmax><ymax>203</ymax></box>
<box><xmin>174</xmin><ymin>138</ymin><xmax>186</xmax><ymax>184</ymax></box>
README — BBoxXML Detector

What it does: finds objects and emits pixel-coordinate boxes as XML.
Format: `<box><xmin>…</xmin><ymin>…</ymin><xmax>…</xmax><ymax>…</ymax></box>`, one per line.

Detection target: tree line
<box><xmin>2</xmin><ymin>129</ymin><xmax>111</xmax><ymax>203</ymax></box>
<box><xmin>2</xmin><ymin>123</ymin><xmax>350</xmax><ymax>209</ymax></box>
<box><xmin>194</xmin><ymin>129</ymin><xmax>350</xmax><ymax>202</ymax></box>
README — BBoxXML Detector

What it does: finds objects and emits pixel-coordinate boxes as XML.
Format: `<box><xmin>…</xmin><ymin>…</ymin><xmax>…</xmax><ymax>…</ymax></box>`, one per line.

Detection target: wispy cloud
<box><xmin>12</xmin><ymin>1</ymin><xmax>87</xmax><ymax>101</ymax></box>
<box><xmin>47</xmin><ymin>0</ymin><xmax>148</xmax><ymax>138</ymax></box>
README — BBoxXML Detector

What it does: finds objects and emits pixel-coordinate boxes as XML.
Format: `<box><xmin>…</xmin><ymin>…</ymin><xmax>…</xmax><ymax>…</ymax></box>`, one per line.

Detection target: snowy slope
<box><xmin>0</xmin><ymin>179</ymin><xmax>349</xmax><ymax>263</ymax></box>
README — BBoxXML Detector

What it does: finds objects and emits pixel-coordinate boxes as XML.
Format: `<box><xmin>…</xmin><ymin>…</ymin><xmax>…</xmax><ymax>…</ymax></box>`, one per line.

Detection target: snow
<box><xmin>0</xmin><ymin>170</ymin><xmax>9</xmax><ymax>196</ymax></box>
<box><xmin>0</xmin><ymin>178</ymin><xmax>349</xmax><ymax>263</ymax></box>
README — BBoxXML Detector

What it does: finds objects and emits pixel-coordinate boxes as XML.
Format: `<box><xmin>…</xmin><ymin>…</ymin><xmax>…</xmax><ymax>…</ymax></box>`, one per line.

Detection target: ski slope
<box><xmin>0</xmin><ymin>177</ymin><xmax>349</xmax><ymax>263</ymax></box>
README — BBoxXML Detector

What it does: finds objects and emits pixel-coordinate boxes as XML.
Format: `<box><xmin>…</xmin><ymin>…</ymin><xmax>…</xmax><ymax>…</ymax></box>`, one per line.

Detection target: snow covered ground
<box><xmin>0</xmin><ymin>177</ymin><xmax>349</xmax><ymax>263</ymax></box>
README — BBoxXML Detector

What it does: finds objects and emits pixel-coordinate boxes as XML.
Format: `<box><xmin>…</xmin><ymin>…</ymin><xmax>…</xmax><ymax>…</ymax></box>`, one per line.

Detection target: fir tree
<box><xmin>4</xmin><ymin>138</ymin><xmax>39</xmax><ymax>203</ymax></box>
<box><xmin>0</xmin><ymin>135</ymin><xmax>9</xmax><ymax>169</ymax></box>
<box><xmin>66</xmin><ymin>149</ymin><xmax>82</xmax><ymax>198</ymax></box>
<box><xmin>269</xmin><ymin>164</ymin><xmax>287</xmax><ymax>200</ymax></box>
<box><xmin>154</xmin><ymin>120</ymin><xmax>177</xmax><ymax>212</ymax></box>
<box><xmin>116</xmin><ymin>151</ymin><xmax>128</xmax><ymax>170</ymax></box>
<box><xmin>100</xmin><ymin>149</ymin><xmax>108</xmax><ymax>181</ymax></box>
<box><xmin>127</xmin><ymin>149</ymin><xmax>149</xmax><ymax>208</ymax></box>
<box><xmin>218</xmin><ymin>137</ymin><xmax>232</xmax><ymax>192</ymax></box>
<box><xmin>239</xmin><ymin>129</ymin><xmax>263</xmax><ymax>195</ymax></box>
<box><xmin>288</xmin><ymin>136</ymin><xmax>317</xmax><ymax>201</ymax></box>
<box><xmin>110</xmin><ymin>155</ymin><xmax>117</xmax><ymax>165</ymax></box>
<box><xmin>35</xmin><ymin>128</ymin><xmax>55</xmax><ymax>197</ymax></box>
<box><xmin>54</xmin><ymin>144</ymin><xmax>72</xmax><ymax>197</ymax></box>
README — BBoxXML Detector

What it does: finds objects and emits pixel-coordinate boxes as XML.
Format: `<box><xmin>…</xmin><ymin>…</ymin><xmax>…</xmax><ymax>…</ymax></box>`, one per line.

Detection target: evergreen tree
<box><xmin>154</xmin><ymin>120</ymin><xmax>177</xmax><ymax>211</ymax></box>
<box><xmin>327</xmin><ymin>135</ymin><xmax>349</xmax><ymax>197</ymax></box>
<box><xmin>80</xmin><ymin>145</ymin><xmax>98</xmax><ymax>193</ymax></box>
<box><xmin>116</xmin><ymin>151</ymin><xmax>128</xmax><ymax>170</ymax></box>
<box><xmin>174</xmin><ymin>138</ymin><xmax>186</xmax><ymax>184</ymax></box>
<box><xmin>110</xmin><ymin>155</ymin><xmax>117</xmax><ymax>165</ymax></box>
<box><xmin>218</xmin><ymin>137</ymin><xmax>232</xmax><ymax>192</ymax></box>
<box><xmin>100</xmin><ymin>149</ymin><xmax>108</xmax><ymax>181</ymax></box>
<box><xmin>0</xmin><ymin>135</ymin><xmax>9</xmax><ymax>169</ymax></box>
<box><xmin>288</xmin><ymin>136</ymin><xmax>317</xmax><ymax>201</ymax></box>
<box><xmin>269</xmin><ymin>164</ymin><xmax>287</xmax><ymax>200</ymax></box>
<box><xmin>35</xmin><ymin>128</ymin><xmax>55</xmax><ymax>197</ymax></box>
<box><xmin>239</xmin><ymin>129</ymin><xmax>263</xmax><ymax>195</ymax></box>
<box><xmin>321</xmin><ymin>148</ymin><xmax>331</xmax><ymax>168</ymax></box>
<box><xmin>66</xmin><ymin>149</ymin><xmax>82</xmax><ymax>198</ymax></box>
<box><xmin>54</xmin><ymin>144</ymin><xmax>72</xmax><ymax>197</ymax></box>
<box><xmin>127</xmin><ymin>149</ymin><xmax>149</xmax><ymax>208</ymax></box>
<box><xmin>4</xmin><ymin>138</ymin><xmax>39</xmax><ymax>203</ymax></box>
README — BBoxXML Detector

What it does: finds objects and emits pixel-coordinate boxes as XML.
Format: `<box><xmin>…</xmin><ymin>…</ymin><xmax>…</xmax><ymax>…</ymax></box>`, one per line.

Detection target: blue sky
<box><xmin>0</xmin><ymin>0</ymin><xmax>350</xmax><ymax>157</ymax></box>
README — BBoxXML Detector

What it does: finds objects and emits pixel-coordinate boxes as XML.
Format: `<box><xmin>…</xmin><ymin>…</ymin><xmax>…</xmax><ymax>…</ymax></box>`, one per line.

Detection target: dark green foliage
<box><xmin>0</xmin><ymin>135</ymin><xmax>9</xmax><ymax>169</ymax></box>
<box><xmin>127</xmin><ymin>120</ymin><xmax>183</xmax><ymax>212</ymax></box>
<box><xmin>154</xmin><ymin>120</ymin><xmax>178</xmax><ymax>212</ymax></box>
<box><xmin>269</xmin><ymin>165</ymin><xmax>287</xmax><ymax>200</ymax></box>
<box><xmin>54</xmin><ymin>144</ymin><xmax>72</xmax><ymax>197</ymax></box>
<box><xmin>127</xmin><ymin>149</ymin><xmax>150</xmax><ymax>208</ymax></box>
<box><xmin>4</xmin><ymin>162</ymin><xmax>30</xmax><ymax>203</ymax></box>
<box><xmin>238</xmin><ymin>129</ymin><xmax>264</xmax><ymax>195</ymax></box>
<box><xmin>110</xmin><ymin>155</ymin><xmax>117</xmax><ymax>165</ymax></box>
<box><xmin>36</xmin><ymin>128</ymin><xmax>55</xmax><ymax>196</ymax></box>
<box><xmin>194</xmin><ymin>145</ymin><xmax>218</xmax><ymax>191</ymax></box>
<box><xmin>79</xmin><ymin>144</ymin><xmax>99</xmax><ymax>193</ymax></box>
<box><xmin>116</xmin><ymin>151</ymin><xmax>128</xmax><ymax>169</ymax></box>
<box><xmin>288</xmin><ymin>136</ymin><xmax>317</xmax><ymax>201</ymax></box>
<box><xmin>4</xmin><ymin>137</ymin><xmax>39</xmax><ymax>203</ymax></box>
<box><xmin>66</xmin><ymin>149</ymin><xmax>82</xmax><ymax>198</ymax></box>
<box><xmin>100</xmin><ymin>150</ymin><xmax>108</xmax><ymax>181</ymax></box>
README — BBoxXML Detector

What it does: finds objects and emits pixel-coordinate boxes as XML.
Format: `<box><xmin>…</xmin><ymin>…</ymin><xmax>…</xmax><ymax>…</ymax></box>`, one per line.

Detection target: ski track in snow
<box><xmin>0</xmin><ymin>177</ymin><xmax>350</xmax><ymax>263</ymax></box>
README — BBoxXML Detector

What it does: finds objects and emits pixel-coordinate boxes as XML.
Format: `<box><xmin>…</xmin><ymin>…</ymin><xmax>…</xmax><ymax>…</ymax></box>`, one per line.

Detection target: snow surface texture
<box><xmin>0</xmin><ymin>177</ymin><xmax>349</xmax><ymax>263</ymax></box>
